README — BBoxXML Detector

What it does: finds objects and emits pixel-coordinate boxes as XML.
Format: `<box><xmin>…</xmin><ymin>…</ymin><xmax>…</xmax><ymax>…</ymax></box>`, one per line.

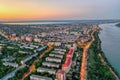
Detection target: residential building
<box><xmin>21</xmin><ymin>46</ymin><xmax>47</xmax><ymax>64</ymax></box>
<box><xmin>46</xmin><ymin>57</ymin><xmax>62</xmax><ymax>63</ymax></box>
<box><xmin>3</xmin><ymin>62</ymin><xmax>18</xmax><ymax>68</ymax></box>
<box><xmin>62</xmin><ymin>57</ymin><xmax>71</xmax><ymax>73</ymax></box>
<box><xmin>49</xmin><ymin>54</ymin><xmax>63</xmax><ymax>59</ymax></box>
<box><xmin>30</xmin><ymin>74</ymin><xmax>52</xmax><ymax>80</ymax></box>
<box><xmin>62</xmin><ymin>48</ymin><xmax>74</xmax><ymax>73</ymax></box>
<box><xmin>54</xmin><ymin>48</ymin><xmax>66</xmax><ymax>52</ymax></box>
<box><xmin>52</xmin><ymin>51</ymin><xmax>64</xmax><ymax>55</ymax></box>
<box><xmin>42</xmin><ymin>62</ymin><xmax>59</xmax><ymax>68</ymax></box>
<box><xmin>37</xmin><ymin>67</ymin><xmax>56</xmax><ymax>74</ymax></box>
<box><xmin>56</xmin><ymin>69</ymin><xmax>66</xmax><ymax>80</ymax></box>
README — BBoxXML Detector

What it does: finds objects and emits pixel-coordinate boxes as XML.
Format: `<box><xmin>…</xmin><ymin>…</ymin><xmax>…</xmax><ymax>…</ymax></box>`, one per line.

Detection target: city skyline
<box><xmin>0</xmin><ymin>0</ymin><xmax>120</xmax><ymax>21</ymax></box>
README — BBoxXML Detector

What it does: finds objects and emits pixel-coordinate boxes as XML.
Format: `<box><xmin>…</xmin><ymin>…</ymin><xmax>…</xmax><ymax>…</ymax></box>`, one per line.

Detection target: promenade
<box><xmin>80</xmin><ymin>29</ymin><xmax>96</xmax><ymax>80</ymax></box>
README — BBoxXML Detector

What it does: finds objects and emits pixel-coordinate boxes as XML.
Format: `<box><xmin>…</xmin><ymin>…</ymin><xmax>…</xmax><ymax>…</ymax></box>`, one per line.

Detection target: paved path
<box><xmin>0</xmin><ymin>64</ymin><xmax>26</xmax><ymax>80</ymax></box>
<box><xmin>22</xmin><ymin>46</ymin><xmax>53</xmax><ymax>80</ymax></box>
<box><xmin>80</xmin><ymin>30</ymin><xmax>96</xmax><ymax>80</ymax></box>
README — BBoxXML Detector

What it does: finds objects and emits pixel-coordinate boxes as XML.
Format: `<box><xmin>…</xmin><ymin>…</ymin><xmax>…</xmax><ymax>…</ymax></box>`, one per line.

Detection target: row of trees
<box><xmin>8</xmin><ymin>67</ymin><xmax>28</xmax><ymax>80</ymax></box>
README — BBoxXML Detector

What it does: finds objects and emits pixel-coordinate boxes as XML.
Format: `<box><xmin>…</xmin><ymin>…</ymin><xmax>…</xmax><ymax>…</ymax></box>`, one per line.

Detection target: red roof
<box><xmin>62</xmin><ymin>48</ymin><xmax>74</xmax><ymax>67</ymax></box>
<box><xmin>62</xmin><ymin>57</ymin><xmax>71</xmax><ymax>67</ymax></box>
<box><xmin>67</xmin><ymin>48</ymin><xmax>74</xmax><ymax>57</ymax></box>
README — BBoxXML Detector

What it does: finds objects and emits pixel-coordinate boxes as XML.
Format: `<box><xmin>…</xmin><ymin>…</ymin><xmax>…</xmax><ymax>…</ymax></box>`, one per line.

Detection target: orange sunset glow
<box><xmin>0</xmin><ymin>3</ymin><xmax>62</xmax><ymax>20</ymax></box>
<box><xmin>0</xmin><ymin>0</ymin><xmax>120</xmax><ymax>20</ymax></box>
<box><xmin>0</xmin><ymin>0</ymin><xmax>72</xmax><ymax>20</ymax></box>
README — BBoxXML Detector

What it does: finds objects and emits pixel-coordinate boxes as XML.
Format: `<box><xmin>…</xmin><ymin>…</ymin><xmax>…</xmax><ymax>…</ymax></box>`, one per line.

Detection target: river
<box><xmin>99</xmin><ymin>23</ymin><xmax>120</xmax><ymax>75</ymax></box>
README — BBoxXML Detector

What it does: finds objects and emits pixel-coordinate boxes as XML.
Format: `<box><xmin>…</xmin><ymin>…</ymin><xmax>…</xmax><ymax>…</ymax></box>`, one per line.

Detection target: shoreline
<box><xmin>87</xmin><ymin>29</ymin><xmax>120</xmax><ymax>80</ymax></box>
<box><xmin>98</xmin><ymin>31</ymin><xmax>120</xmax><ymax>79</ymax></box>
<box><xmin>115</xmin><ymin>23</ymin><xmax>120</xmax><ymax>27</ymax></box>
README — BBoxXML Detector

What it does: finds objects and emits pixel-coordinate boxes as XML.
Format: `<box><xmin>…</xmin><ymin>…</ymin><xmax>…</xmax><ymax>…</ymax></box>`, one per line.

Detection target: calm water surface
<box><xmin>99</xmin><ymin>23</ymin><xmax>120</xmax><ymax>75</ymax></box>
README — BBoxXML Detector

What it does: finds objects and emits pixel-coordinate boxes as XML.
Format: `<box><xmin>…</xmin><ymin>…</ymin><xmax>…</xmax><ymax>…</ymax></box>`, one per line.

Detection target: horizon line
<box><xmin>0</xmin><ymin>19</ymin><xmax>120</xmax><ymax>23</ymax></box>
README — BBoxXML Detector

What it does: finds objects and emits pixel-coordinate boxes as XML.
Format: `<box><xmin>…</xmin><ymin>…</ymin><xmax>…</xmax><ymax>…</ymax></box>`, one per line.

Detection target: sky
<box><xmin>0</xmin><ymin>0</ymin><xmax>120</xmax><ymax>20</ymax></box>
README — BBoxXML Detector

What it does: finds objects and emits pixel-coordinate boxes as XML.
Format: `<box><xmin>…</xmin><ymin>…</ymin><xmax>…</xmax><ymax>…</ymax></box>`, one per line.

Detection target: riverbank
<box><xmin>99</xmin><ymin>23</ymin><xmax>120</xmax><ymax>76</ymax></box>
<box><xmin>98</xmin><ymin>32</ymin><xmax>120</xmax><ymax>79</ymax></box>
<box><xmin>116</xmin><ymin>23</ymin><xmax>120</xmax><ymax>27</ymax></box>
<box><xmin>87</xmin><ymin>31</ymin><xmax>120</xmax><ymax>80</ymax></box>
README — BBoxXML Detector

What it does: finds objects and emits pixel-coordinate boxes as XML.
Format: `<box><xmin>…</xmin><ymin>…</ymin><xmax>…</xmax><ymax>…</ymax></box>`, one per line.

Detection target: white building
<box><xmin>52</xmin><ymin>51</ymin><xmax>65</xmax><ymax>55</ymax></box>
<box><xmin>37</xmin><ymin>67</ymin><xmax>56</xmax><ymax>74</ymax></box>
<box><xmin>49</xmin><ymin>54</ymin><xmax>63</xmax><ymax>59</ymax></box>
<box><xmin>30</xmin><ymin>74</ymin><xmax>52</xmax><ymax>80</ymax></box>
<box><xmin>46</xmin><ymin>57</ymin><xmax>62</xmax><ymax>63</ymax></box>
<box><xmin>54</xmin><ymin>42</ymin><xmax>61</xmax><ymax>46</ymax></box>
<box><xmin>34</xmin><ymin>38</ymin><xmax>41</xmax><ymax>42</ymax></box>
<box><xmin>54</xmin><ymin>48</ymin><xmax>66</xmax><ymax>52</ymax></box>
<box><xmin>3</xmin><ymin>62</ymin><xmax>18</xmax><ymax>68</ymax></box>
<box><xmin>42</xmin><ymin>62</ymin><xmax>59</xmax><ymax>68</ymax></box>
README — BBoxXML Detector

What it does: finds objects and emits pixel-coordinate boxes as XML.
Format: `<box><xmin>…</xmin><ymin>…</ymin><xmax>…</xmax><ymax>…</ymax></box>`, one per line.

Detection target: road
<box><xmin>80</xmin><ymin>29</ymin><xmax>96</xmax><ymax>80</ymax></box>
<box><xmin>22</xmin><ymin>46</ymin><xmax>53</xmax><ymax>80</ymax></box>
<box><xmin>0</xmin><ymin>64</ymin><xmax>26</xmax><ymax>80</ymax></box>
